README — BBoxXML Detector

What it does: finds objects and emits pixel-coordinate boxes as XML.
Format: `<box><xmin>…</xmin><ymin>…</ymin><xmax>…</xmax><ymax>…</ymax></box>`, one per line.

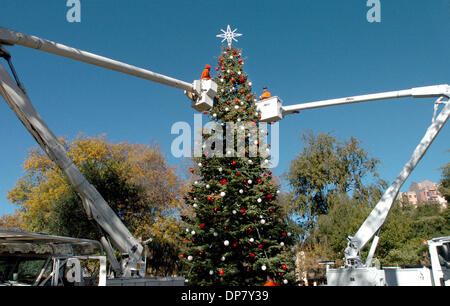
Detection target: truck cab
<box><xmin>0</xmin><ymin>230</ymin><xmax>107</xmax><ymax>286</ymax></box>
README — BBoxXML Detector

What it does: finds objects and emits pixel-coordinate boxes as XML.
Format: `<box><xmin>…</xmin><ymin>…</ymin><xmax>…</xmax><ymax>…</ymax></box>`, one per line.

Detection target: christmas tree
<box><xmin>180</xmin><ymin>37</ymin><xmax>297</xmax><ymax>286</ymax></box>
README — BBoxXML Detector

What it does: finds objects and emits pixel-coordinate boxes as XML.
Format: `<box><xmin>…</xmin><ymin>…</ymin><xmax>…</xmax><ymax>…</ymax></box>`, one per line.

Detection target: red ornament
<box><xmin>219</xmin><ymin>270</ymin><xmax>225</xmax><ymax>275</ymax></box>
<box><xmin>224</xmin><ymin>225</ymin><xmax>228</xmax><ymax>230</ymax></box>
<box><xmin>257</xmin><ymin>179</ymin><xmax>262</xmax><ymax>183</ymax></box>
<box><xmin>240</xmin><ymin>208</ymin><xmax>246</xmax><ymax>214</ymax></box>
<box><xmin>220</xmin><ymin>58</ymin><xmax>224</xmax><ymax>62</ymax></box>
<box><xmin>269</xmin><ymin>208</ymin><xmax>274</xmax><ymax>214</ymax></box>
<box><xmin>216</xmin><ymin>67</ymin><xmax>219</xmax><ymax>71</ymax></box>
<box><xmin>231</xmin><ymin>78</ymin><xmax>236</xmax><ymax>82</ymax></box>
<box><xmin>189</xmin><ymin>168</ymin><xmax>194</xmax><ymax>173</ymax></box>
<box><xmin>278</xmin><ymin>272</ymin><xmax>284</xmax><ymax>277</ymax></box>
<box><xmin>282</xmin><ymin>264</ymin><xmax>287</xmax><ymax>270</ymax></box>
<box><xmin>199</xmin><ymin>251</ymin><xmax>204</xmax><ymax>256</ymax></box>
<box><xmin>248</xmin><ymin>227</ymin><xmax>253</xmax><ymax>232</ymax></box>
<box><xmin>258</xmin><ymin>244</ymin><xmax>263</xmax><ymax>249</ymax></box>
<box><xmin>203</xmin><ymin>111</ymin><xmax>207</xmax><ymax>114</ymax></box>
<box><xmin>220</xmin><ymin>179</ymin><xmax>227</xmax><ymax>185</ymax></box>
<box><xmin>232</xmin><ymin>161</ymin><xmax>237</xmax><ymax>165</ymax></box>
<box><xmin>266</xmin><ymin>194</ymin><xmax>273</xmax><ymax>200</ymax></box>
<box><xmin>233</xmin><ymin>50</ymin><xmax>237</xmax><ymax>55</ymax></box>
<box><xmin>246</xmin><ymin>94</ymin><xmax>251</xmax><ymax>99</ymax></box>
<box><xmin>236</xmin><ymin>172</ymin><xmax>241</xmax><ymax>176</ymax></box>
<box><xmin>180</xmin><ymin>254</ymin><xmax>185</xmax><ymax>258</ymax></box>
<box><xmin>238</xmin><ymin>59</ymin><xmax>243</xmax><ymax>63</ymax></box>
<box><xmin>240</xmin><ymin>78</ymin><xmax>245</xmax><ymax>83</ymax></box>
<box><xmin>200</xmin><ymin>223</ymin><xmax>205</xmax><ymax>229</ymax></box>
<box><xmin>233</xmin><ymin>243</ymin><xmax>237</xmax><ymax>247</ymax></box>
<box><xmin>207</xmin><ymin>196</ymin><xmax>212</xmax><ymax>201</ymax></box>
<box><xmin>250</xmin><ymin>253</ymin><xmax>255</xmax><ymax>258</ymax></box>
<box><xmin>219</xmin><ymin>62</ymin><xmax>223</xmax><ymax>66</ymax></box>
<box><xmin>213</xmin><ymin>207</ymin><xmax>218</xmax><ymax>212</ymax></box>
<box><xmin>282</xmin><ymin>232</ymin><xmax>287</xmax><ymax>237</ymax></box>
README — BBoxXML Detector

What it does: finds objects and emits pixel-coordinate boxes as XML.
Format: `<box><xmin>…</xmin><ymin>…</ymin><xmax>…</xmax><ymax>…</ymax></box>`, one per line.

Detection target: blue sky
<box><xmin>0</xmin><ymin>0</ymin><xmax>449</xmax><ymax>216</ymax></box>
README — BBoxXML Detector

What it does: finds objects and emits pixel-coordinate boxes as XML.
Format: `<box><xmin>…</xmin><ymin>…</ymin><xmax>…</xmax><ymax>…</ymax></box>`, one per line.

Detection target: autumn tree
<box><xmin>0</xmin><ymin>213</ymin><xmax>23</xmax><ymax>232</ymax></box>
<box><xmin>7</xmin><ymin>135</ymin><xmax>185</xmax><ymax>275</ymax></box>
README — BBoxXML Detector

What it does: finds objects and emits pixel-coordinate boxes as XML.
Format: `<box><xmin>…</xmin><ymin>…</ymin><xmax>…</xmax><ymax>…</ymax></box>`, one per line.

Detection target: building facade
<box><xmin>399</xmin><ymin>179</ymin><xmax>447</xmax><ymax>208</ymax></box>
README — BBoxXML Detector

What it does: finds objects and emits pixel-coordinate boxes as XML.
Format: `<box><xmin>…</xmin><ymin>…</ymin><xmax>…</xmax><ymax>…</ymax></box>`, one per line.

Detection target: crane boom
<box><xmin>282</xmin><ymin>85</ymin><xmax>450</xmax><ymax>114</ymax></box>
<box><xmin>345</xmin><ymin>98</ymin><xmax>450</xmax><ymax>266</ymax></box>
<box><xmin>0</xmin><ymin>27</ymin><xmax>194</xmax><ymax>92</ymax></box>
<box><xmin>0</xmin><ymin>62</ymin><xmax>144</xmax><ymax>277</ymax></box>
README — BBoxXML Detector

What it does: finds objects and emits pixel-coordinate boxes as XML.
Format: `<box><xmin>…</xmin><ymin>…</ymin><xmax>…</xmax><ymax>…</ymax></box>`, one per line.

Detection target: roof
<box><xmin>0</xmin><ymin>230</ymin><xmax>103</xmax><ymax>256</ymax></box>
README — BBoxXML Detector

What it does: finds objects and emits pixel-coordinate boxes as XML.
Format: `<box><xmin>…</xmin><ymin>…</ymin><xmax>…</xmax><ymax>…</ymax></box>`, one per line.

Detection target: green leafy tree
<box><xmin>286</xmin><ymin>130</ymin><xmax>384</xmax><ymax>232</ymax></box>
<box><xmin>439</xmin><ymin>160</ymin><xmax>450</xmax><ymax>202</ymax></box>
<box><xmin>179</xmin><ymin>46</ymin><xmax>297</xmax><ymax>286</ymax></box>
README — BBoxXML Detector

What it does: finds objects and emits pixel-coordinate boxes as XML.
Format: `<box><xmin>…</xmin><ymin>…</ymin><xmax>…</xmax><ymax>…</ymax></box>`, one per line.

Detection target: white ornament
<box><xmin>198</xmin><ymin>163</ymin><xmax>202</xmax><ymax>167</ymax></box>
<box><xmin>239</xmin><ymin>189</ymin><xmax>243</xmax><ymax>194</ymax></box>
<box><xmin>213</xmin><ymin>232</ymin><xmax>218</xmax><ymax>237</ymax></box>
<box><xmin>249</xmin><ymin>238</ymin><xmax>254</xmax><ymax>243</ymax></box>
<box><xmin>206</xmin><ymin>184</ymin><xmax>210</xmax><ymax>189</ymax></box>
<box><xmin>221</xmin><ymin>256</ymin><xmax>226</xmax><ymax>261</ymax></box>
<box><xmin>225</xmin><ymin>107</ymin><xmax>229</xmax><ymax>112</ymax></box>
<box><xmin>186</xmin><ymin>228</ymin><xmax>190</xmax><ymax>232</ymax></box>
<box><xmin>248</xmin><ymin>160</ymin><xmax>253</xmax><ymax>164</ymax></box>
<box><xmin>216</xmin><ymin>25</ymin><xmax>243</xmax><ymax>48</ymax></box>
<box><xmin>283</xmin><ymin>279</ymin><xmax>288</xmax><ymax>284</ymax></box>
<box><xmin>213</xmin><ymin>113</ymin><xmax>217</xmax><ymax>118</ymax></box>
<box><xmin>287</xmin><ymin>232</ymin><xmax>292</xmax><ymax>237</ymax></box>
<box><xmin>209</xmin><ymin>270</ymin><xmax>214</xmax><ymax>275</ymax></box>
<box><xmin>188</xmin><ymin>256</ymin><xmax>193</xmax><ymax>261</ymax></box>
<box><xmin>229</xmin><ymin>56</ymin><xmax>233</xmax><ymax>59</ymax></box>
<box><xmin>260</xmin><ymin>219</ymin><xmax>266</xmax><ymax>224</ymax></box>
<box><xmin>276</xmin><ymin>190</ymin><xmax>280</xmax><ymax>194</ymax></box>
<box><xmin>224</xmin><ymin>240</ymin><xmax>230</xmax><ymax>246</ymax></box>
<box><xmin>248</xmin><ymin>180</ymin><xmax>253</xmax><ymax>184</ymax></box>
<box><xmin>257</xmin><ymin>198</ymin><xmax>262</xmax><ymax>203</ymax></box>
<box><xmin>218</xmin><ymin>167</ymin><xmax>223</xmax><ymax>172</ymax></box>
<box><xmin>191</xmin><ymin>230</ymin><xmax>196</xmax><ymax>235</ymax></box>
<box><xmin>280</xmin><ymin>242</ymin><xmax>285</xmax><ymax>247</ymax></box>
<box><xmin>234</xmin><ymin>105</ymin><xmax>239</xmax><ymax>109</ymax></box>
<box><xmin>232</xmin><ymin>210</ymin><xmax>237</xmax><ymax>214</ymax></box>
<box><xmin>227</xmin><ymin>69</ymin><xmax>231</xmax><ymax>73</ymax></box>
<box><xmin>261</xmin><ymin>265</ymin><xmax>267</xmax><ymax>271</ymax></box>
<box><xmin>193</xmin><ymin>203</ymin><xmax>198</xmax><ymax>208</ymax></box>
<box><xmin>220</xmin><ymin>192</ymin><xmax>226</xmax><ymax>197</ymax></box>
<box><xmin>238</xmin><ymin>71</ymin><xmax>241</xmax><ymax>75</ymax></box>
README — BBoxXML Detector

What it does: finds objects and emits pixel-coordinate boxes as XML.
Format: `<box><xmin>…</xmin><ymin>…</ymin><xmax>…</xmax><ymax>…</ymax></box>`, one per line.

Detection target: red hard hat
<box><xmin>205</xmin><ymin>64</ymin><xmax>211</xmax><ymax>69</ymax></box>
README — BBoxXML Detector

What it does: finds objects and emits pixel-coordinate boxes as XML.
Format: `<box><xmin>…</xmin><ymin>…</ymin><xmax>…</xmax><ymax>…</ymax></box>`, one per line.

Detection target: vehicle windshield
<box><xmin>0</xmin><ymin>256</ymin><xmax>48</xmax><ymax>285</ymax></box>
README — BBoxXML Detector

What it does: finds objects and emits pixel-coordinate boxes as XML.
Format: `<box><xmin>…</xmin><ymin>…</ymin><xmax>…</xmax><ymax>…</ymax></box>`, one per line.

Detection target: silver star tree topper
<box><xmin>216</xmin><ymin>25</ymin><xmax>243</xmax><ymax>48</ymax></box>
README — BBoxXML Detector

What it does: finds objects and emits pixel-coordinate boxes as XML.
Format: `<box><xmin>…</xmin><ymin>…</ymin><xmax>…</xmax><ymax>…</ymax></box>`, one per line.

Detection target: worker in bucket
<box><xmin>201</xmin><ymin>64</ymin><xmax>211</xmax><ymax>80</ymax></box>
<box><xmin>259</xmin><ymin>86</ymin><xmax>271</xmax><ymax>100</ymax></box>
